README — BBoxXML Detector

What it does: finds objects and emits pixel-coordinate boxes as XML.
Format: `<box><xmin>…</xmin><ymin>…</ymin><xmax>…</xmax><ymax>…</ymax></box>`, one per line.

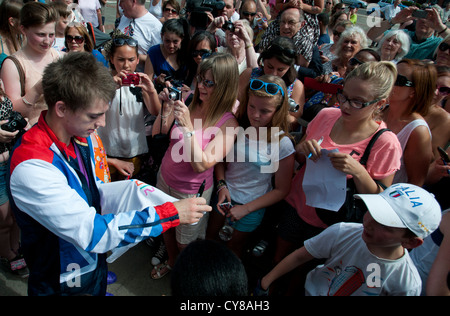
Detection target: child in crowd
<box><xmin>257</xmin><ymin>183</ymin><xmax>442</xmax><ymax>296</ymax></box>
<box><xmin>49</xmin><ymin>1</ymin><xmax>71</xmax><ymax>51</ymax></box>
<box><xmin>98</xmin><ymin>33</ymin><xmax>161</xmax><ymax>181</ymax></box>
<box><xmin>207</xmin><ymin>75</ymin><xmax>295</xmax><ymax>258</ymax></box>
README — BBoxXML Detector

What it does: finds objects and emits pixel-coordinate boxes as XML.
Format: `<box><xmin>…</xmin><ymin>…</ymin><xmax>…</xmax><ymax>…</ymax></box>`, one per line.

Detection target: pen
<box><xmin>307</xmin><ymin>136</ymin><xmax>324</xmax><ymax>159</ymax></box>
<box><xmin>196</xmin><ymin>180</ymin><xmax>206</xmax><ymax>197</ymax></box>
<box><xmin>442</xmin><ymin>159</ymin><xmax>450</xmax><ymax>175</ymax></box>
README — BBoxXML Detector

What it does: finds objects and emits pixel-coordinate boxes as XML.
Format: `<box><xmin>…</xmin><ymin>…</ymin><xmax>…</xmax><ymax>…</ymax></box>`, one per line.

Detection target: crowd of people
<box><xmin>0</xmin><ymin>0</ymin><xmax>449</xmax><ymax>296</ymax></box>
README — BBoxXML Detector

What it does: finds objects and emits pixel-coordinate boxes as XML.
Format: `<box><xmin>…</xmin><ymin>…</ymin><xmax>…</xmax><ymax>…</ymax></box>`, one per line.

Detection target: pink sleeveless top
<box><xmin>160</xmin><ymin>112</ymin><xmax>235</xmax><ymax>194</ymax></box>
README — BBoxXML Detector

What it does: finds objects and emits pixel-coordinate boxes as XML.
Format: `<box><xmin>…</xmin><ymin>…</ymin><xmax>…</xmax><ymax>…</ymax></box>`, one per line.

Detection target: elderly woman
<box><xmin>377</xmin><ymin>29</ymin><xmax>410</xmax><ymax>63</ymax></box>
<box><xmin>331</xmin><ymin>26</ymin><xmax>368</xmax><ymax>77</ymax></box>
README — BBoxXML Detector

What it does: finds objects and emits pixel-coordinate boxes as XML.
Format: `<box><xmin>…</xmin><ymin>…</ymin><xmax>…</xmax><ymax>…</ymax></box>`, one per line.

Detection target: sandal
<box><xmin>151</xmin><ymin>261</ymin><xmax>172</xmax><ymax>280</ymax></box>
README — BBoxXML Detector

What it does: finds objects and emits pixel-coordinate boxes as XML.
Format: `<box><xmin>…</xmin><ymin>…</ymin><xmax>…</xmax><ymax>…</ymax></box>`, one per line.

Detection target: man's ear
<box><xmin>55</xmin><ymin>101</ymin><xmax>67</xmax><ymax>118</ymax></box>
<box><xmin>402</xmin><ymin>236</ymin><xmax>423</xmax><ymax>250</ymax></box>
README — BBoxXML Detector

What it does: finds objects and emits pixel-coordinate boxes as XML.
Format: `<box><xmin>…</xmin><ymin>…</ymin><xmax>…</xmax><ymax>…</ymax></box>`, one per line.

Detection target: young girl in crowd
<box><xmin>98</xmin><ymin>34</ymin><xmax>161</xmax><ymax>181</ymax></box>
<box><xmin>382</xmin><ymin>59</ymin><xmax>435</xmax><ymax>186</ymax></box>
<box><xmin>150</xmin><ymin>53</ymin><xmax>240</xmax><ymax>279</ymax></box>
<box><xmin>0</xmin><ymin>2</ymin><xmax>62</xmax><ymax>126</ymax></box>
<box><xmin>145</xmin><ymin>18</ymin><xmax>190</xmax><ymax>91</ymax></box>
<box><xmin>207</xmin><ymin>75</ymin><xmax>295</xmax><ymax>258</ymax></box>
<box><xmin>239</xmin><ymin>36</ymin><xmax>305</xmax><ymax>131</ymax></box>
<box><xmin>275</xmin><ymin>61</ymin><xmax>402</xmax><ymax>266</ymax></box>
<box><xmin>0</xmin><ymin>79</ymin><xmax>28</xmax><ymax>277</ymax></box>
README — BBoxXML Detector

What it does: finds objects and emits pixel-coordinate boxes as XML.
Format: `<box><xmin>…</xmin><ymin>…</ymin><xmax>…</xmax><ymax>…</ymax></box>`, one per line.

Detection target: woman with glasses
<box><xmin>0</xmin><ymin>2</ymin><xmax>62</xmax><ymax>126</ymax></box>
<box><xmin>382</xmin><ymin>59</ymin><xmax>435</xmax><ymax>186</ymax></box>
<box><xmin>434</xmin><ymin>36</ymin><xmax>450</xmax><ymax>67</ymax></box>
<box><xmin>97</xmin><ymin>33</ymin><xmax>160</xmax><ymax>181</ymax></box>
<box><xmin>64</xmin><ymin>22</ymin><xmax>108</xmax><ymax>67</ymax></box>
<box><xmin>239</xmin><ymin>36</ymin><xmax>305</xmax><ymax>130</ymax></box>
<box><xmin>144</xmin><ymin>18</ymin><xmax>190</xmax><ymax>93</ymax></box>
<box><xmin>273</xmin><ymin>61</ymin><xmax>402</xmax><ymax>268</ymax></box>
<box><xmin>376</xmin><ymin>30</ymin><xmax>410</xmax><ymax>64</ymax></box>
<box><xmin>150</xmin><ymin>53</ymin><xmax>240</xmax><ymax>279</ymax></box>
<box><xmin>159</xmin><ymin>0</ymin><xmax>180</xmax><ymax>24</ymax></box>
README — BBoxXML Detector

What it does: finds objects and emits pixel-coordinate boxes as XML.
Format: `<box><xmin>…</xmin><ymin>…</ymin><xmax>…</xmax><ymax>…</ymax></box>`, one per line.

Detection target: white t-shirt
<box><xmin>118</xmin><ymin>12</ymin><xmax>162</xmax><ymax>69</ymax></box>
<box><xmin>304</xmin><ymin>223</ymin><xmax>422</xmax><ymax>296</ymax></box>
<box><xmin>97</xmin><ymin>86</ymin><xmax>148</xmax><ymax>158</ymax></box>
<box><xmin>78</xmin><ymin>0</ymin><xmax>101</xmax><ymax>27</ymax></box>
<box><xmin>226</xmin><ymin>133</ymin><xmax>294</xmax><ymax>204</ymax></box>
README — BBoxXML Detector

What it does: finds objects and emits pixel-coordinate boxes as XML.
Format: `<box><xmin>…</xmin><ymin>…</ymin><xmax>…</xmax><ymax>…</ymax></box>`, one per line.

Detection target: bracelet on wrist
<box><xmin>245</xmin><ymin>43</ymin><xmax>253</xmax><ymax>49</ymax></box>
<box><xmin>438</xmin><ymin>26</ymin><xmax>448</xmax><ymax>36</ymax></box>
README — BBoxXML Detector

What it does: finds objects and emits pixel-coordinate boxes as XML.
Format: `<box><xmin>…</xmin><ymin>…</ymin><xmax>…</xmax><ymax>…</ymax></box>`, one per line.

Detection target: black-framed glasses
<box><xmin>249</xmin><ymin>79</ymin><xmax>285</xmax><ymax>97</ymax></box>
<box><xmin>438</xmin><ymin>85</ymin><xmax>450</xmax><ymax>95</ymax></box>
<box><xmin>196</xmin><ymin>75</ymin><xmax>215</xmax><ymax>88</ymax></box>
<box><xmin>348</xmin><ymin>57</ymin><xmax>364</xmax><ymax>66</ymax></box>
<box><xmin>192</xmin><ymin>49</ymin><xmax>212</xmax><ymax>58</ymax></box>
<box><xmin>267</xmin><ymin>43</ymin><xmax>296</xmax><ymax>58</ymax></box>
<box><xmin>336</xmin><ymin>91</ymin><xmax>381</xmax><ymax>109</ymax></box>
<box><xmin>395</xmin><ymin>74</ymin><xmax>414</xmax><ymax>87</ymax></box>
<box><xmin>66</xmin><ymin>35</ymin><xmax>84</xmax><ymax>44</ymax></box>
<box><xmin>242</xmin><ymin>11</ymin><xmax>257</xmax><ymax>17</ymax></box>
<box><xmin>164</xmin><ymin>7</ymin><xmax>178</xmax><ymax>14</ymax></box>
<box><xmin>113</xmin><ymin>37</ymin><xmax>138</xmax><ymax>47</ymax></box>
<box><xmin>438</xmin><ymin>42</ymin><xmax>450</xmax><ymax>52</ymax></box>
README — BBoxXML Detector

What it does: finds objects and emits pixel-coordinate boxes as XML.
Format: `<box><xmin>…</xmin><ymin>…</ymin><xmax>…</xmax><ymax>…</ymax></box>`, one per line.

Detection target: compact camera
<box><xmin>122</xmin><ymin>73</ymin><xmax>140</xmax><ymax>86</ymax></box>
<box><xmin>1</xmin><ymin>111</ymin><xmax>27</xmax><ymax>132</ymax></box>
<box><xmin>222</xmin><ymin>20</ymin><xmax>235</xmax><ymax>32</ymax></box>
<box><xmin>168</xmin><ymin>87</ymin><xmax>182</xmax><ymax>101</ymax></box>
<box><xmin>288</xmin><ymin>98</ymin><xmax>299</xmax><ymax>113</ymax></box>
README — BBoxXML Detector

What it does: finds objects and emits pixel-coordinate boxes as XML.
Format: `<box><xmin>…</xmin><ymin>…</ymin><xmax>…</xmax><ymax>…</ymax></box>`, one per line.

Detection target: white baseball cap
<box><xmin>355</xmin><ymin>183</ymin><xmax>442</xmax><ymax>239</ymax></box>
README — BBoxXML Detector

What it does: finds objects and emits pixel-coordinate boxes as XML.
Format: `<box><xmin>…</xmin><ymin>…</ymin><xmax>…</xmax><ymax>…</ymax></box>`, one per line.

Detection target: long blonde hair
<box><xmin>189</xmin><ymin>53</ymin><xmax>239</xmax><ymax>128</ymax></box>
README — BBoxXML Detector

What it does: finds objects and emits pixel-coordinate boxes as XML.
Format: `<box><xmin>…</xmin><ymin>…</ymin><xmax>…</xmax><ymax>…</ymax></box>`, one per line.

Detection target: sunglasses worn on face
<box><xmin>348</xmin><ymin>57</ymin><xmax>364</xmax><ymax>66</ymax></box>
<box><xmin>66</xmin><ymin>35</ymin><xmax>84</xmax><ymax>44</ymax></box>
<box><xmin>438</xmin><ymin>86</ymin><xmax>450</xmax><ymax>95</ymax></box>
<box><xmin>333</xmin><ymin>30</ymin><xmax>342</xmax><ymax>37</ymax></box>
<box><xmin>192</xmin><ymin>49</ymin><xmax>212</xmax><ymax>58</ymax></box>
<box><xmin>439</xmin><ymin>42</ymin><xmax>450</xmax><ymax>52</ymax></box>
<box><xmin>164</xmin><ymin>8</ymin><xmax>178</xmax><ymax>14</ymax></box>
<box><xmin>249</xmin><ymin>79</ymin><xmax>285</xmax><ymax>97</ymax></box>
<box><xmin>395</xmin><ymin>74</ymin><xmax>414</xmax><ymax>87</ymax></box>
<box><xmin>196</xmin><ymin>75</ymin><xmax>215</xmax><ymax>88</ymax></box>
<box><xmin>337</xmin><ymin>91</ymin><xmax>381</xmax><ymax>109</ymax></box>
<box><xmin>113</xmin><ymin>37</ymin><xmax>138</xmax><ymax>47</ymax></box>
<box><xmin>242</xmin><ymin>11</ymin><xmax>257</xmax><ymax>16</ymax></box>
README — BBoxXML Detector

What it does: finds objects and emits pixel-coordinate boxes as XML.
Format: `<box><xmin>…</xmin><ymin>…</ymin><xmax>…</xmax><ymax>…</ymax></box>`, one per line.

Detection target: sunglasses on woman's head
<box><xmin>66</xmin><ymin>35</ymin><xmax>84</xmax><ymax>44</ymax></box>
<box><xmin>439</xmin><ymin>42</ymin><xmax>450</xmax><ymax>52</ymax></box>
<box><xmin>249</xmin><ymin>79</ymin><xmax>285</xmax><ymax>97</ymax></box>
<box><xmin>192</xmin><ymin>49</ymin><xmax>212</xmax><ymax>58</ymax></box>
<box><xmin>113</xmin><ymin>37</ymin><xmax>138</xmax><ymax>47</ymax></box>
<box><xmin>395</xmin><ymin>74</ymin><xmax>414</xmax><ymax>87</ymax></box>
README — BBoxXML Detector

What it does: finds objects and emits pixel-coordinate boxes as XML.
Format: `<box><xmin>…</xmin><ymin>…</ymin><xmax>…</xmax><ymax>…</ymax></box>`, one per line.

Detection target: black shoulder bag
<box><xmin>315</xmin><ymin>128</ymin><xmax>389</xmax><ymax>226</ymax></box>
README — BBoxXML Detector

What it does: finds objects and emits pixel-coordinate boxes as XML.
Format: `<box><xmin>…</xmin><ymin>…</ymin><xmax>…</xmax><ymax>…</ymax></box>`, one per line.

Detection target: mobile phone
<box><xmin>304</xmin><ymin>77</ymin><xmax>343</xmax><ymax>94</ymax></box>
<box><xmin>219</xmin><ymin>202</ymin><xmax>233</xmax><ymax>212</ymax></box>
<box><xmin>412</xmin><ymin>10</ymin><xmax>428</xmax><ymax>19</ymax></box>
<box><xmin>122</xmin><ymin>73</ymin><xmax>140</xmax><ymax>86</ymax></box>
<box><xmin>438</xmin><ymin>146</ymin><xmax>450</xmax><ymax>162</ymax></box>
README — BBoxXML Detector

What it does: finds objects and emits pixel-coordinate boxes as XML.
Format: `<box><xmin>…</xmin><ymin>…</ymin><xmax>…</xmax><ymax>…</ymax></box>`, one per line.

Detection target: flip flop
<box><xmin>151</xmin><ymin>261</ymin><xmax>172</xmax><ymax>280</ymax></box>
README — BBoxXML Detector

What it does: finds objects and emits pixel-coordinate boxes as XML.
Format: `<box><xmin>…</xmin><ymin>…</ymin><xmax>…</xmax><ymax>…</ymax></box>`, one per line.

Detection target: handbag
<box><xmin>315</xmin><ymin>128</ymin><xmax>389</xmax><ymax>226</ymax></box>
<box><xmin>147</xmin><ymin>114</ymin><xmax>174</xmax><ymax>169</ymax></box>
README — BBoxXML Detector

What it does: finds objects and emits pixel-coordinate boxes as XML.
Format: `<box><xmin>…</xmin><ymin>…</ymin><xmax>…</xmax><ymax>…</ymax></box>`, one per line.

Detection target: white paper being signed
<box><xmin>302</xmin><ymin>148</ymin><xmax>347</xmax><ymax>212</ymax></box>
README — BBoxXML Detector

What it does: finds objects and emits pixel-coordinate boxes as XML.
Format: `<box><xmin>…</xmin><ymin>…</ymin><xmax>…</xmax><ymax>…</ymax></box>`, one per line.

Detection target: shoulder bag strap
<box><xmin>359</xmin><ymin>128</ymin><xmax>390</xmax><ymax>166</ymax></box>
<box><xmin>5</xmin><ymin>56</ymin><xmax>25</xmax><ymax>97</ymax></box>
